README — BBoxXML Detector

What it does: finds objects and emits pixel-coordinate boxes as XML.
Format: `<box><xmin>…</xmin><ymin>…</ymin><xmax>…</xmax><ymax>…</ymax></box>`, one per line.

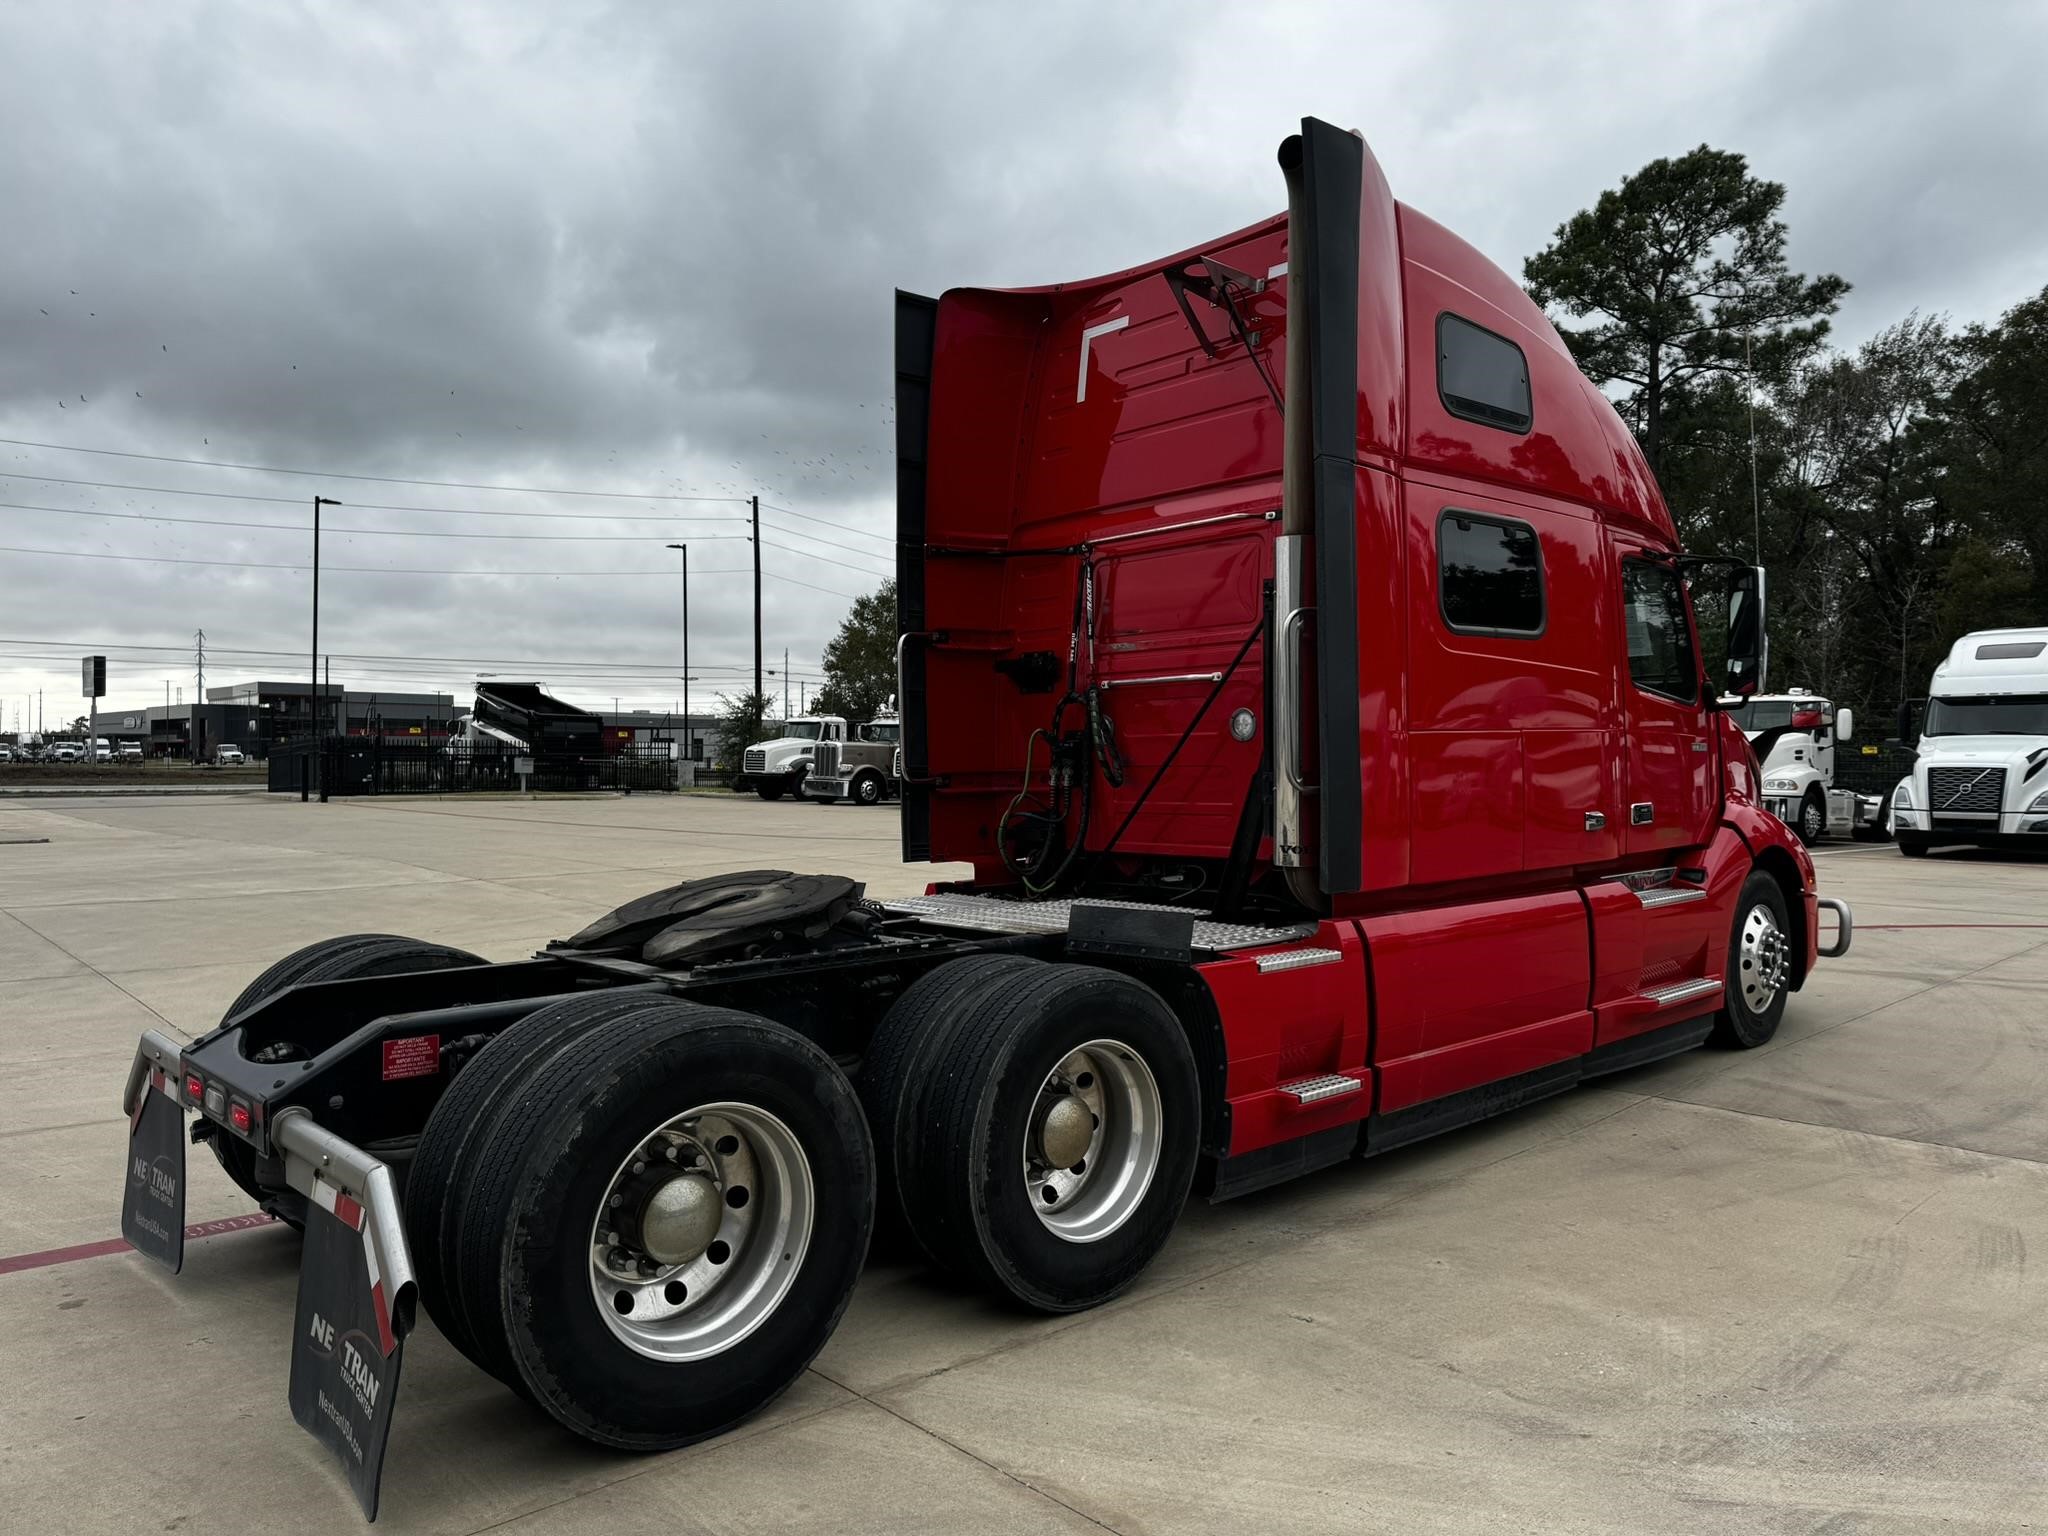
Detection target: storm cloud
<box><xmin>2</xmin><ymin>0</ymin><xmax>2044</xmax><ymax>722</ymax></box>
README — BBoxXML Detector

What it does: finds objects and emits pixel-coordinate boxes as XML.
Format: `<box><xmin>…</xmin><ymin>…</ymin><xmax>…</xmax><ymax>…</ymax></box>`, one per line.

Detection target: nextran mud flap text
<box><xmin>288</xmin><ymin>1182</ymin><xmax>408</xmax><ymax>1521</ymax></box>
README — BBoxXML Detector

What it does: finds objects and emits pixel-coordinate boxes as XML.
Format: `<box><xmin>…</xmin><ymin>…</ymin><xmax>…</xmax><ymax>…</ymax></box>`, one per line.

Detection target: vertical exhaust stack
<box><xmin>1272</xmin><ymin>134</ymin><xmax>1315</xmax><ymax>889</ymax></box>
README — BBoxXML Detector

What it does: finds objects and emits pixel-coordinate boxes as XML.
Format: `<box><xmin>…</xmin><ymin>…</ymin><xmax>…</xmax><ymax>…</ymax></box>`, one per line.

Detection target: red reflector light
<box><xmin>229</xmin><ymin>1100</ymin><xmax>253</xmax><ymax>1134</ymax></box>
<box><xmin>184</xmin><ymin>1073</ymin><xmax>204</xmax><ymax>1101</ymax></box>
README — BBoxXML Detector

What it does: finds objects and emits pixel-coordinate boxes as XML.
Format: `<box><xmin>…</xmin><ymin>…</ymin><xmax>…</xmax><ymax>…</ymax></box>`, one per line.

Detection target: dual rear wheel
<box><xmin>231</xmin><ymin>937</ymin><xmax>1200</xmax><ymax>1449</ymax></box>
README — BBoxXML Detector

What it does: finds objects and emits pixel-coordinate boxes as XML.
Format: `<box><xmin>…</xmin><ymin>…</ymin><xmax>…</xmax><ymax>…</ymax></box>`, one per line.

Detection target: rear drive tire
<box><xmin>859</xmin><ymin>954</ymin><xmax>1049</xmax><ymax>1257</ymax></box>
<box><xmin>453</xmin><ymin>1002</ymin><xmax>872</xmax><ymax>1448</ymax></box>
<box><xmin>1710</xmin><ymin>872</ymin><xmax>1791</xmax><ymax>1049</ymax></box>
<box><xmin>900</xmin><ymin>963</ymin><xmax>1199</xmax><ymax>1312</ymax></box>
<box><xmin>211</xmin><ymin>934</ymin><xmax>485</xmax><ymax>1225</ymax></box>
<box><xmin>407</xmin><ymin>989</ymin><xmax>679</xmax><ymax>1378</ymax></box>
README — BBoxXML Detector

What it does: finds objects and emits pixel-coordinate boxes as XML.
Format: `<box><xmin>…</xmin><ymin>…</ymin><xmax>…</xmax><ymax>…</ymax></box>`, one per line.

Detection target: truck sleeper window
<box><xmin>1621</xmin><ymin>559</ymin><xmax>1697</xmax><ymax>703</ymax></box>
<box><xmin>1438</xmin><ymin>510</ymin><xmax>1544</xmax><ymax>636</ymax></box>
<box><xmin>1437</xmin><ymin>313</ymin><xmax>1532</xmax><ymax>433</ymax></box>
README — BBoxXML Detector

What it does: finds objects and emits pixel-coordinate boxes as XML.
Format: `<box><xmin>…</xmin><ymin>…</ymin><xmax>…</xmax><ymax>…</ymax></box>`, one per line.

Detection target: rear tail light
<box><xmin>185</xmin><ymin>1072</ymin><xmax>204</xmax><ymax>1102</ymax></box>
<box><xmin>229</xmin><ymin>1099</ymin><xmax>253</xmax><ymax>1134</ymax></box>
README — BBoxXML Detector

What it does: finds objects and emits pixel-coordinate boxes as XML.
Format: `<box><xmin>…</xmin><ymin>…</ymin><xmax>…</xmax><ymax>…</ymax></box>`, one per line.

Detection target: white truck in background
<box><xmin>735</xmin><ymin>715</ymin><xmax>847</xmax><ymax>801</ymax></box>
<box><xmin>1891</xmin><ymin>627</ymin><xmax>2048</xmax><ymax>857</ymax></box>
<box><xmin>1725</xmin><ymin>689</ymin><xmax>1884</xmax><ymax>845</ymax></box>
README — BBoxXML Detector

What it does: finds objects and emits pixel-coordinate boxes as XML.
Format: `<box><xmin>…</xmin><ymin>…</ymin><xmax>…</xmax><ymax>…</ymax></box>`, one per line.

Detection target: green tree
<box><xmin>810</xmin><ymin>579</ymin><xmax>897</xmax><ymax>724</ymax></box>
<box><xmin>1524</xmin><ymin>146</ymin><xmax>1847</xmax><ymax>487</ymax></box>
<box><xmin>711</xmin><ymin>691</ymin><xmax>773</xmax><ymax>771</ymax></box>
<box><xmin>1946</xmin><ymin>285</ymin><xmax>2048</xmax><ymax>613</ymax></box>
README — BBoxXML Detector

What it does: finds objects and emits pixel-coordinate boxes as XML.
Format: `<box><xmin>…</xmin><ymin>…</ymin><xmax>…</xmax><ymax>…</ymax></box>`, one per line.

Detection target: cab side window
<box><xmin>1439</xmin><ymin>510</ymin><xmax>1544</xmax><ymax>636</ymax></box>
<box><xmin>1620</xmin><ymin>560</ymin><xmax>1698</xmax><ymax>703</ymax></box>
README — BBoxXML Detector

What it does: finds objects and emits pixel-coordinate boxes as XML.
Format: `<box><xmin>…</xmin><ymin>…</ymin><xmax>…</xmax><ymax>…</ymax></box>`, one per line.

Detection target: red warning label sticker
<box><xmin>380</xmin><ymin>1035</ymin><xmax>441</xmax><ymax>1081</ymax></box>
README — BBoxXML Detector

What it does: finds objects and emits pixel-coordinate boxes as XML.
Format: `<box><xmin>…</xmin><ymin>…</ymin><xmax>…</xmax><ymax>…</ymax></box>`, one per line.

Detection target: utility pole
<box><xmin>751</xmin><ymin>495</ymin><xmax>763</xmax><ymax>706</ymax></box>
<box><xmin>194</xmin><ymin>629</ymin><xmax>207</xmax><ymax>766</ymax></box>
<box><xmin>666</xmin><ymin>543</ymin><xmax>690</xmax><ymax>763</ymax></box>
<box><xmin>307</xmin><ymin>497</ymin><xmax>341</xmax><ymax>801</ymax></box>
<box><xmin>783</xmin><ymin>647</ymin><xmax>790</xmax><ymax>721</ymax></box>
<box><xmin>321</xmin><ymin>656</ymin><xmax>332</xmax><ymax>803</ymax></box>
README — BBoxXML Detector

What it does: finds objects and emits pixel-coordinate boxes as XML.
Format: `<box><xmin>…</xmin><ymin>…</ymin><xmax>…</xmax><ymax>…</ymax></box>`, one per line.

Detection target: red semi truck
<box><xmin>122</xmin><ymin>118</ymin><xmax>1850</xmax><ymax>1518</ymax></box>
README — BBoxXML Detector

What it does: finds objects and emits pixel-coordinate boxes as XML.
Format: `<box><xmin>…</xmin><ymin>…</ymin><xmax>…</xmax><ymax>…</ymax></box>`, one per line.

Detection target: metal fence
<box><xmin>1833</xmin><ymin>741</ymin><xmax>1915</xmax><ymax>798</ymax></box>
<box><xmin>270</xmin><ymin>738</ymin><xmax>679</xmax><ymax>796</ymax></box>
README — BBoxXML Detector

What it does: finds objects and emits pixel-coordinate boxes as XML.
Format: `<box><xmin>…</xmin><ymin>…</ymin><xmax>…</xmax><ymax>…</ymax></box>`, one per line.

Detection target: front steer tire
<box><xmin>211</xmin><ymin>933</ymin><xmax>485</xmax><ymax>1226</ymax></box>
<box><xmin>450</xmin><ymin>1002</ymin><xmax>873</xmax><ymax>1450</ymax></box>
<box><xmin>900</xmin><ymin>964</ymin><xmax>1200</xmax><ymax>1313</ymax></box>
<box><xmin>1710</xmin><ymin>872</ymin><xmax>1792</xmax><ymax>1049</ymax></box>
<box><xmin>1796</xmin><ymin>791</ymin><xmax>1826</xmax><ymax>847</ymax></box>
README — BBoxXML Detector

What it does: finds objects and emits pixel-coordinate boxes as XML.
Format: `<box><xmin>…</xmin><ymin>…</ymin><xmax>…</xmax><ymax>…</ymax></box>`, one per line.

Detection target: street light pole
<box><xmin>666</xmin><ymin>543</ymin><xmax>689</xmax><ymax>763</ymax></box>
<box><xmin>307</xmin><ymin>495</ymin><xmax>341</xmax><ymax>802</ymax></box>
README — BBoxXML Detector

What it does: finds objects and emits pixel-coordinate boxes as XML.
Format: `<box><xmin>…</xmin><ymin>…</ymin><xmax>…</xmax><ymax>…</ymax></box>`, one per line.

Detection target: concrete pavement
<box><xmin>2</xmin><ymin>796</ymin><xmax>2045</xmax><ymax>1533</ymax></box>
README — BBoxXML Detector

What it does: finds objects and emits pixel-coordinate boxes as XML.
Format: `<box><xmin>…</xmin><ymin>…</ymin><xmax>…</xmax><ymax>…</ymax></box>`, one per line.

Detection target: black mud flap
<box><xmin>121</xmin><ymin>1067</ymin><xmax>187</xmax><ymax>1273</ymax></box>
<box><xmin>288</xmin><ymin>1186</ymin><xmax>408</xmax><ymax>1522</ymax></box>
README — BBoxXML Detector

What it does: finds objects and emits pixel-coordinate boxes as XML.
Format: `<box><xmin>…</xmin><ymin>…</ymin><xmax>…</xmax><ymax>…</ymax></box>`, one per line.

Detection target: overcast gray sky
<box><xmin>3</xmin><ymin>0</ymin><xmax>2044</xmax><ymax>728</ymax></box>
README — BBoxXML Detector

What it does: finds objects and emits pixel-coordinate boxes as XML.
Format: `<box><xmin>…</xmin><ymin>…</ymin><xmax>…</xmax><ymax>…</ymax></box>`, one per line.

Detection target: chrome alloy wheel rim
<box><xmin>587</xmin><ymin>1102</ymin><xmax>814</xmax><ymax>1361</ymax></box>
<box><xmin>1737</xmin><ymin>904</ymin><xmax>1789</xmax><ymax>1015</ymax></box>
<box><xmin>1802</xmin><ymin>800</ymin><xmax>1825</xmax><ymax>840</ymax></box>
<box><xmin>1021</xmin><ymin>1040</ymin><xmax>1163</xmax><ymax>1243</ymax></box>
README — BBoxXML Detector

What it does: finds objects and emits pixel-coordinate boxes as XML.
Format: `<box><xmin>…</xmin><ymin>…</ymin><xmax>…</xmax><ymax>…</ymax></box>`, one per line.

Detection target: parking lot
<box><xmin>4</xmin><ymin>792</ymin><xmax>2046</xmax><ymax>1534</ymax></box>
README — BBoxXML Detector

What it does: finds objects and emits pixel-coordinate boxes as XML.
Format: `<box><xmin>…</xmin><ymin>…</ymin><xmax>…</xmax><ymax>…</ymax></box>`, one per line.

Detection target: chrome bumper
<box><xmin>1816</xmin><ymin>896</ymin><xmax>1854</xmax><ymax>958</ymax></box>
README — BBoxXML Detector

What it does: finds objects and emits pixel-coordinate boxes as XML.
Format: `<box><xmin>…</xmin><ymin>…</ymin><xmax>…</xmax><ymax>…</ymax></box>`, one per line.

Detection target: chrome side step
<box><xmin>1278</xmin><ymin>1073</ymin><xmax>1364</xmax><ymax>1105</ymax></box>
<box><xmin>1639</xmin><ymin>976</ymin><xmax>1723</xmax><ymax>1009</ymax></box>
<box><xmin>1255</xmin><ymin>947</ymin><xmax>1342</xmax><ymax>973</ymax></box>
<box><xmin>1604</xmin><ymin>870</ymin><xmax>1709</xmax><ymax>909</ymax></box>
<box><xmin>1635</xmin><ymin>886</ymin><xmax>1707</xmax><ymax>908</ymax></box>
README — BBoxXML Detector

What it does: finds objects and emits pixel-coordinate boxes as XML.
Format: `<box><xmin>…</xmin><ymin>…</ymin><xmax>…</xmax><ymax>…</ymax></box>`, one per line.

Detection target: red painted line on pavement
<box><xmin>0</xmin><ymin>1212</ymin><xmax>275</xmax><ymax>1277</ymax></box>
<box><xmin>1858</xmin><ymin>923</ymin><xmax>2048</xmax><ymax>930</ymax></box>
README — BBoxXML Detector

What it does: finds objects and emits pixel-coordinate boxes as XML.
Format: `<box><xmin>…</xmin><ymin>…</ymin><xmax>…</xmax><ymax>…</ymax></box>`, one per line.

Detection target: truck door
<box><xmin>1613</xmin><ymin>547</ymin><xmax>1716</xmax><ymax>856</ymax></box>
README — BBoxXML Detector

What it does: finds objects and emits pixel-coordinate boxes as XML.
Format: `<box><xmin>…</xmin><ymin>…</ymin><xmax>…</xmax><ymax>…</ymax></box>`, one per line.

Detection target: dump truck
<box><xmin>121</xmin><ymin>117</ymin><xmax>1851</xmax><ymax>1520</ymax></box>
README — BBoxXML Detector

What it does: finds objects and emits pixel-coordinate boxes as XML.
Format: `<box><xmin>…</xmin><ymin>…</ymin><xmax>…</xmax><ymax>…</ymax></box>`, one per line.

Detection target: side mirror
<box><xmin>1723</xmin><ymin>565</ymin><xmax>1767</xmax><ymax>698</ymax></box>
<box><xmin>1896</xmin><ymin>697</ymin><xmax>1923</xmax><ymax>745</ymax></box>
<box><xmin>1835</xmin><ymin>707</ymin><xmax>1854</xmax><ymax>743</ymax></box>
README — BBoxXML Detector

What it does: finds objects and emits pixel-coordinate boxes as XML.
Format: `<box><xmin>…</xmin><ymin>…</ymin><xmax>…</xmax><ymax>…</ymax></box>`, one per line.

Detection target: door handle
<box><xmin>1690</xmin><ymin>739</ymin><xmax>1709</xmax><ymax>753</ymax></box>
<box><xmin>1584</xmin><ymin>811</ymin><xmax>1607</xmax><ymax>832</ymax></box>
<box><xmin>1631</xmin><ymin>802</ymin><xmax>1654</xmax><ymax>826</ymax></box>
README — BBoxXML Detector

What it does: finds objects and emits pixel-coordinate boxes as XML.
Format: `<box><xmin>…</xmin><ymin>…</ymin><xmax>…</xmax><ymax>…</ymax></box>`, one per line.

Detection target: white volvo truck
<box><xmin>1726</xmin><ymin>690</ymin><xmax>1882</xmax><ymax>845</ymax></box>
<box><xmin>1892</xmin><ymin>627</ymin><xmax>2048</xmax><ymax>857</ymax></box>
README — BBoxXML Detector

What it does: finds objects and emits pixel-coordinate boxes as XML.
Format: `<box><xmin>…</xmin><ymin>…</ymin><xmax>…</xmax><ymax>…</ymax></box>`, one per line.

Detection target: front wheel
<box><xmin>1797</xmin><ymin>792</ymin><xmax>1826</xmax><ymax>846</ymax></box>
<box><xmin>452</xmin><ymin>1002</ymin><xmax>872</xmax><ymax>1449</ymax></box>
<box><xmin>755</xmin><ymin>781</ymin><xmax>786</xmax><ymax>802</ymax></box>
<box><xmin>1710</xmin><ymin>872</ymin><xmax>1791</xmax><ymax>1049</ymax></box>
<box><xmin>1898</xmin><ymin>834</ymin><xmax>1931</xmax><ymax>858</ymax></box>
<box><xmin>852</xmin><ymin>770</ymin><xmax>885</xmax><ymax>806</ymax></box>
<box><xmin>901</xmin><ymin>964</ymin><xmax>1200</xmax><ymax>1313</ymax></box>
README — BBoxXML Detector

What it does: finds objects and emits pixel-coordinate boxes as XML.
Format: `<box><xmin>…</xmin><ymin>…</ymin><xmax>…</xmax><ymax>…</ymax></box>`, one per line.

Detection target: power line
<box><xmin>0</xmin><ymin>637</ymin><xmax>825</xmax><ymax>672</ymax></box>
<box><xmin>0</xmin><ymin>471</ymin><xmax>755</xmax><ymax>524</ymax></box>
<box><xmin>0</xmin><ymin>498</ymin><xmax>762</xmax><ymax>544</ymax></box>
<box><xmin>0</xmin><ymin>436</ymin><xmax>749</xmax><ymax>502</ymax></box>
<box><xmin>0</xmin><ymin>542</ymin><xmax>864</xmax><ymax>597</ymax></box>
<box><xmin>1</xmin><ymin>499</ymin><xmax>886</xmax><ymax>575</ymax></box>
<box><xmin>760</xmin><ymin>501</ymin><xmax>893</xmax><ymax>546</ymax></box>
